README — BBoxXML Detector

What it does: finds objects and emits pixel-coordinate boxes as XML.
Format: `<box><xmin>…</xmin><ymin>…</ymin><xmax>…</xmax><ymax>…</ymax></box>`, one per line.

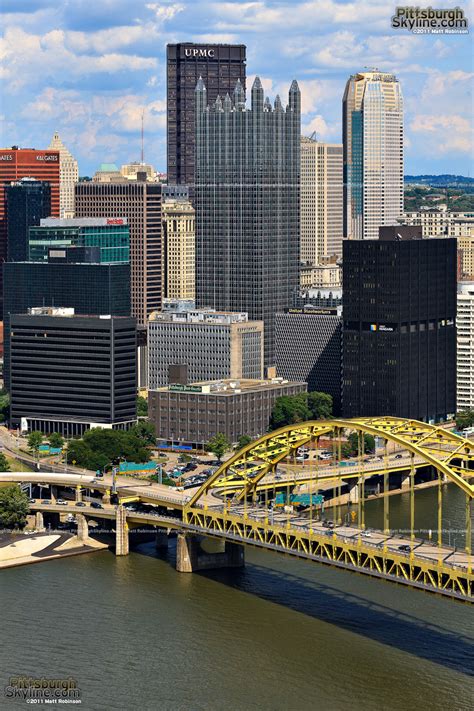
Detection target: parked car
<box><xmin>75</xmin><ymin>501</ymin><xmax>86</xmax><ymax>507</ymax></box>
<box><xmin>41</xmin><ymin>499</ymin><xmax>52</xmax><ymax>504</ymax></box>
<box><xmin>28</xmin><ymin>498</ymin><xmax>36</xmax><ymax>504</ymax></box>
<box><xmin>56</xmin><ymin>499</ymin><xmax>67</xmax><ymax>505</ymax></box>
<box><xmin>90</xmin><ymin>501</ymin><xmax>103</xmax><ymax>509</ymax></box>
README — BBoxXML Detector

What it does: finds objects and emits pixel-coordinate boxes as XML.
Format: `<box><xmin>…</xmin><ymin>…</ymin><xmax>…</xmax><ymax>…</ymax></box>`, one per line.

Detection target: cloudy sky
<box><xmin>1</xmin><ymin>0</ymin><xmax>473</xmax><ymax>176</ymax></box>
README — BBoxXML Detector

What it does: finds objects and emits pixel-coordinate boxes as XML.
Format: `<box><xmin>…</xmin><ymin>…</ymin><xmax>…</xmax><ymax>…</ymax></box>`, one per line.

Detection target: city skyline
<box><xmin>1</xmin><ymin>0</ymin><xmax>472</xmax><ymax>176</ymax></box>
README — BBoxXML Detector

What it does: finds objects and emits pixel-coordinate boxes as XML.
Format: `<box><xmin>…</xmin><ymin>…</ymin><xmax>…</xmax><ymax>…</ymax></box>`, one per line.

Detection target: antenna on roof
<box><xmin>141</xmin><ymin>110</ymin><xmax>145</xmax><ymax>164</ymax></box>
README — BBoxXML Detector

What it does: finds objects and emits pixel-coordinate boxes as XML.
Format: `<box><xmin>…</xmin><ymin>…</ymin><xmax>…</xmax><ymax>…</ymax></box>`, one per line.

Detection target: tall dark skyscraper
<box><xmin>342</xmin><ymin>226</ymin><xmax>457</xmax><ymax>422</ymax></box>
<box><xmin>195</xmin><ymin>76</ymin><xmax>301</xmax><ymax>367</ymax></box>
<box><xmin>166</xmin><ymin>43</ymin><xmax>246</xmax><ymax>192</ymax></box>
<box><xmin>5</xmin><ymin>178</ymin><xmax>51</xmax><ymax>262</ymax></box>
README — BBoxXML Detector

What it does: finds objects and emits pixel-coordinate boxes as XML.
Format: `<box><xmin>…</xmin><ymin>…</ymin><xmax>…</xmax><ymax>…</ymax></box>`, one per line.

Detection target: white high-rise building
<box><xmin>48</xmin><ymin>132</ymin><xmax>78</xmax><ymax>218</ymax></box>
<box><xmin>457</xmin><ymin>282</ymin><xmax>474</xmax><ymax>410</ymax></box>
<box><xmin>300</xmin><ymin>136</ymin><xmax>343</xmax><ymax>266</ymax></box>
<box><xmin>343</xmin><ymin>71</ymin><xmax>404</xmax><ymax>240</ymax></box>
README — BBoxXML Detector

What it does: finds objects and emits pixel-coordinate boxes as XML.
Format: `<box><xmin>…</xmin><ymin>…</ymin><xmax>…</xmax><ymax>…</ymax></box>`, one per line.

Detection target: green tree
<box><xmin>0</xmin><ymin>391</ymin><xmax>10</xmax><ymax>423</ymax></box>
<box><xmin>347</xmin><ymin>432</ymin><xmax>376</xmax><ymax>456</ymax></box>
<box><xmin>307</xmin><ymin>392</ymin><xmax>333</xmax><ymax>420</ymax></box>
<box><xmin>456</xmin><ymin>410</ymin><xmax>474</xmax><ymax>430</ymax></box>
<box><xmin>0</xmin><ymin>485</ymin><xmax>29</xmax><ymax>528</ymax></box>
<box><xmin>236</xmin><ymin>434</ymin><xmax>253</xmax><ymax>451</ymax></box>
<box><xmin>130</xmin><ymin>420</ymin><xmax>156</xmax><ymax>446</ymax></box>
<box><xmin>48</xmin><ymin>432</ymin><xmax>64</xmax><ymax>450</ymax></box>
<box><xmin>27</xmin><ymin>431</ymin><xmax>43</xmax><ymax>455</ymax></box>
<box><xmin>66</xmin><ymin>428</ymin><xmax>152</xmax><ymax>471</ymax></box>
<box><xmin>0</xmin><ymin>453</ymin><xmax>11</xmax><ymax>472</ymax></box>
<box><xmin>269</xmin><ymin>394</ymin><xmax>311</xmax><ymax>430</ymax></box>
<box><xmin>206</xmin><ymin>433</ymin><xmax>231</xmax><ymax>462</ymax></box>
<box><xmin>137</xmin><ymin>396</ymin><xmax>148</xmax><ymax>417</ymax></box>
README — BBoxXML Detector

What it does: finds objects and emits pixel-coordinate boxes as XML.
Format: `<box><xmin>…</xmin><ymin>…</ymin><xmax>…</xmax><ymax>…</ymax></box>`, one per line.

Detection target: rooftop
<box><xmin>156</xmin><ymin>378</ymin><xmax>306</xmax><ymax>396</ymax></box>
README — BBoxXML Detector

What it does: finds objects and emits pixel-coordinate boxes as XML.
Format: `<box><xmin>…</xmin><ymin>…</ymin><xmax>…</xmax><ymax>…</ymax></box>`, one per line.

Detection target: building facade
<box><xmin>3</xmin><ymin>254</ymin><xmax>131</xmax><ymax>390</ymax></box>
<box><xmin>120</xmin><ymin>162</ymin><xmax>155</xmax><ymax>181</ymax></box>
<box><xmin>275</xmin><ymin>307</ymin><xmax>342</xmax><ymax>413</ymax></box>
<box><xmin>299</xmin><ymin>262</ymin><xmax>342</xmax><ymax>290</ymax></box>
<box><xmin>75</xmin><ymin>180</ymin><xmax>162</xmax><ymax>325</ymax></box>
<box><xmin>167</xmin><ymin>43</ymin><xmax>246</xmax><ymax>193</ymax></box>
<box><xmin>5</xmin><ymin>178</ymin><xmax>51</xmax><ymax>262</ymax></box>
<box><xmin>195</xmin><ymin>76</ymin><xmax>301</xmax><ymax>367</ymax></box>
<box><xmin>148</xmin><ymin>307</ymin><xmax>264</xmax><ymax>389</ymax></box>
<box><xmin>162</xmin><ymin>197</ymin><xmax>195</xmax><ymax>299</ymax></box>
<box><xmin>342</xmin><ymin>227</ymin><xmax>457</xmax><ymax>422</ymax></box>
<box><xmin>9</xmin><ymin>308</ymin><xmax>136</xmax><ymax>436</ymax></box>
<box><xmin>457</xmin><ymin>282</ymin><xmax>474</xmax><ymax>411</ymax></box>
<box><xmin>0</xmin><ymin>147</ymin><xmax>59</xmax><ymax>307</ymax></box>
<box><xmin>149</xmin><ymin>378</ymin><xmax>307</xmax><ymax>448</ymax></box>
<box><xmin>402</xmin><ymin>209</ymin><xmax>474</xmax><ymax>238</ymax></box>
<box><xmin>458</xmin><ymin>236</ymin><xmax>474</xmax><ymax>280</ymax></box>
<box><xmin>29</xmin><ymin>217</ymin><xmax>129</xmax><ymax>264</ymax></box>
<box><xmin>48</xmin><ymin>132</ymin><xmax>78</xmax><ymax>218</ymax></box>
<box><xmin>343</xmin><ymin>71</ymin><xmax>403</xmax><ymax>240</ymax></box>
<box><xmin>300</xmin><ymin>136</ymin><xmax>343</xmax><ymax>266</ymax></box>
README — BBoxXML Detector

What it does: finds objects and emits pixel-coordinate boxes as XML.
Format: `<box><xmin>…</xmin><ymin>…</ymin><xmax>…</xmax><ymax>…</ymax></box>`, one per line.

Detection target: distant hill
<box><xmin>405</xmin><ymin>175</ymin><xmax>474</xmax><ymax>186</ymax></box>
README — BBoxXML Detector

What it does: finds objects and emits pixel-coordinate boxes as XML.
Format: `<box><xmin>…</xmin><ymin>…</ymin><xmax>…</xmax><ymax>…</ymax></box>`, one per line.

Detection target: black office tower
<box><xmin>10</xmin><ymin>310</ymin><xmax>137</xmax><ymax>436</ymax></box>
<box><xmin>3</xmin><ymin>254</ymin><xmax>131</xmax><ymax>390</ymax></box>
<box><xmin>167</xmin><ymin>43</ymin><xmax>246</xmax><ymax>193</ymax></box>
<box><xmin>5</xmin><ymin>178</ymin><xmax>51</xmax><ymax>262</ymax></box>
<box><xmin>342</xmin><ymin>227</ymin><xmax>457</xmax><ymax>422</ymax></box>
<box><xmin>195</xmin><ymin>77</ymin><xmax>301</xmax><ymax>367</ymax></box>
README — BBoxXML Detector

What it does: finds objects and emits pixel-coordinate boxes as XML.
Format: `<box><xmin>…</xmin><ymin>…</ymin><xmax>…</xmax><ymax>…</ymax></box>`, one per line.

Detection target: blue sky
<box><xmin>1</xmin><ymin>0</ymin><xmax>473</xmax><ymax>176</ymax></box>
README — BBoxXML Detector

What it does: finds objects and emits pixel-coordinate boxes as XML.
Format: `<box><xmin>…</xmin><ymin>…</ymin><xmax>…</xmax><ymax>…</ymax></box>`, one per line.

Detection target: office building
<box><xmin>148</xmin><ymin>307</ymin><xmax>264</xmax><ymax>389</ymax></box>
<box><xmin>342</xmin><ymin>226</ymin><xmax>456</xmax><ymax>422</ymax></box>
<box><xmin>343</xmin><ymin>71</ymin><xmax>403</xmax><ymax>240</ymax></box>
<box><xmin>3</xmin><ymin>252</ymin><xmax>130</xmax><ymax>390</ymax></box>
<box><xmin>48</xmin><ymin>132</ymin><xmax>78</xmax><ymax>218</ymax></box>
<box><xmin>402</xmin><ymin>208</ymin><xmax>474</xmax><ymax>238</ymax></box>
<box><xmin>294</xmin><ymin>288</ymin><xmax>343</xmax><ymax>310</ymax></box>
<box><xmin>167</xmin><ymin>43</ymin><xmax>246</xmax><ymax>193</ymax></box>
<box><xmin>149</xmin><ymin>378</ymin><xmax>307</xmax><ymax>448</ymax></box>
<box><xmin>195</xmin><ymin>76</ymin><xmax>300</xmax><ymax>367</ymax></box>
<box><xmin>5</xmin><ymin>178</ymin><xmax>51</xmax><ymax>262</ymax></box>
<box><xmin>0</xmin><ymin>147</ymin><xmax>59</xmax><ymax>305</ymax></box>
<box><xmin>300</xmin><ymin>136</ymin><xmax>343</xmax><ymax>266</ymax></box>
<box><xmin>275</xmin><ymin>307</ymin><xmax>342</xmax><ymax>413</ymax></box>
<box><xmin>162</xmin><ymin>197</ymin><xmax>195</xmax><ymax>299</ymax></box>
<box><xmin>457</xmin><ymin>283</ymin><xmax>474</xmax><ymax>411</ymax></box>
<box><xmin>10</xmin><ymin>308</ymin><xmax>136</xmax><ymax>436</ymax></box>
<box><xmin>458</xmin><ymin>236</ymin><xmax>474</xmax><ymax>280</ymax></box>
<box><xmin>120</xmin><ymin>162</ymin><xmax>155</xmax><ymax>181</ymax></box>
<box><xmin>92</xmin><ymin>164</ymin><xmax>123</xmax><ymax>183</ymax></box>
<box><xmin>29</xmin><ymin>217</ymin><xmax>129</xmax><ymax>264</ymax></box>
<box><xmin>300</xmin><ymin>261</ymin><xmax>342</xmax><ymax>289</ymax></box>
<box><xmin>75</xmin><ymin>180</ymin><xmax>162</xmax><ymax>325</ymax></box>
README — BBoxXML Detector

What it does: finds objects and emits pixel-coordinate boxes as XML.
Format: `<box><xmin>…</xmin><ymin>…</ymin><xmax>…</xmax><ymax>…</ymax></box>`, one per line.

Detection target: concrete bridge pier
<box><xmin>348</xmin><ymin>481</ymin><xmax>359</xmax><ymax>504</ymax></box>
<box><xmin>75</xmin><ymin>485</ymin><xmax>83</xmax><ymax>502</ymax></box>
<box><xmin>176</xmin><ymin>533</ymin><xmax>244</xmax><ymax>573</ymax></box>
<box><xmin>35</xmin><ymin>511</ymin><xmax>45</xmax><ymax>532</ymax></box>
<box><xmin>76</xmin><ymin>514</ymin><xmax>89</xmax><ymax>542</ymax></box>
<box><xmin>115</xmin><ymin>506</ymin><xmax>129</xmax><ymax>556</ymax></box>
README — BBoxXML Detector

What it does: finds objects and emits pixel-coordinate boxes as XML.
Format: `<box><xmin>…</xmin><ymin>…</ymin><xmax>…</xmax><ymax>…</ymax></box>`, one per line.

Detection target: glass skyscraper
<box><xmin>195</xmin><ymin>76</ymin><xmax>301</xmax><ymax>367</ymax></box>
<box><xmin>343</xmin><ymin>71</ymin><xmax>403</xmax><ymax>240</ymax></box>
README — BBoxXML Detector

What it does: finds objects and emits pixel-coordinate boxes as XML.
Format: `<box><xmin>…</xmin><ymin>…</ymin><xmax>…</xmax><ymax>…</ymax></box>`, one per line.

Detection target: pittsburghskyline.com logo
<box><xmin>392</xmin><ymin>6</ymin><xmax>469</xmax><ymax>33</ymax></box>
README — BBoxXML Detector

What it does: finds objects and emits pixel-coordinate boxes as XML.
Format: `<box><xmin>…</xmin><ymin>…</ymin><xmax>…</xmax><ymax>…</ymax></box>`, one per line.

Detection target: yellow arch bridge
<box><xmin>5</xmin><ymin>417</ymin><xmax>474</xmax><ymax>602</ymax></box>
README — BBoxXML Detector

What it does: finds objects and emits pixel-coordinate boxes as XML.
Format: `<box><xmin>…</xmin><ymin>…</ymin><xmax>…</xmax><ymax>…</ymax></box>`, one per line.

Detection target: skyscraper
<box><xmin>48</xmin><ymin>132</ymin><xmax>79</xmax><ymax>218</ymax></box>
<box><xmin>75</xmin><ymin>180</ymin><xmax>162</xmax><ymax>326</ymax></box>
<box><xmin>195</xmin><ymin>76</ymin><xmax>301</xmax><ymax>367</ymax></box>
<box><xmin>5</xmin><ymin>178</ymin><xmax>51</xmax><ymax>262</ymax></box>
<box><xmin>167</xmin><ymin>43</ymin><xmax>246</xmax><ymax>193</ymax></box>
<box><xmin>457</xmin><ymin>282</ymin><xmax>474</xmax><ymax>411</ymax></box>
<box><xmin>342</xmin><ymin>226</ymin><xmax>456</xmax><ymax>422</ymax></box>
<box><xmin>343</xmin><ymin>71</ymin><xmax>403</xmax><ymax>240</ymax></box>
<box><xmin>300</xmin><ymin>136</ymin><xmax>343</xmax><ymax>265</ymax></box>
<box><xmin>162</xmin><ymin>197</ymin><xmax>195</xmax><ymax>299</ymax></box>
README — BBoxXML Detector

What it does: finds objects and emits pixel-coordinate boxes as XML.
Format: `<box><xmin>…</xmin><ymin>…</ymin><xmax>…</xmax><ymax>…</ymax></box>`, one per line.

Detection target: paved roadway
<box><xmin>224</xmin><ymin>503</ymin><xmax>471</xmax><ymax>572</ymax></box>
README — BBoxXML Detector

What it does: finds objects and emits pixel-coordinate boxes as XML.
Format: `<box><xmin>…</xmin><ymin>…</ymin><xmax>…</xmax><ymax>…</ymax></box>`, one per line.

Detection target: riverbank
<box><xmin>0</xmin><ymin>531</ymin><xmax>108</xmax><ymax>570</ymax></box>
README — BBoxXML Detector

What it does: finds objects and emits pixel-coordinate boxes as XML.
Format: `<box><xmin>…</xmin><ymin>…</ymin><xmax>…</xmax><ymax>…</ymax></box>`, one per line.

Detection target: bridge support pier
<box><xmin>115</xmin><ymin>506</ymin><xmax>129</xmax><ymax>556</ymax></box>
<box><xmin>76</xmin><ymin>514</ymin><xmax>89</xmax><ymax>542</ymax></box>
<box><xmin>35</xmin><ymin>511</ymin><xmax>45</xmax><ymax>532</ymax></box>
<box><xmin>401</xmin><ymin>474</ymin><xmax>410</xmax><ymax>491</ymax></box>
<box><xmin>348</xmin><ymin>481</ymin><xmax>359</xmax><ymax>504</ymax></box>
<box><xmin>75</xmin><ymin>485</ymin><xmax>82</xmax><ymax>502</ymax></box>
<box><xmin>176</xmin><ymin>533</ymin><xmax>244</xmax><ymax>573</ymax></box>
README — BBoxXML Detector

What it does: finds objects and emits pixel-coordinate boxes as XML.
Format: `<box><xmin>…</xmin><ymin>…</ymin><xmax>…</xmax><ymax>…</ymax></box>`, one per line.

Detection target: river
<box><xmin>1</xmin><ymin>486</ymin><xmax>473</xmax><ymax>711</ymax></box>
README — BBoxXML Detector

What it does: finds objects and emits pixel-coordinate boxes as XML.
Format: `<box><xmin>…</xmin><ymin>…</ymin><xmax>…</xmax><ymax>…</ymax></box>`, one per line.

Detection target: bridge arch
<box><xmin>188</xmin><ymin>417</ymin><xmax>474</xmax><ymax>506</ymax></box>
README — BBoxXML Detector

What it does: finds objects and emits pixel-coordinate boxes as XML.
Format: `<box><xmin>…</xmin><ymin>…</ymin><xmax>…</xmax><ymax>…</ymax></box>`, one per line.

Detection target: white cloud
<box><xmin>410</xmin><ymin>114</ymin><xmax>473</xmax><ymax>154</ymax></box>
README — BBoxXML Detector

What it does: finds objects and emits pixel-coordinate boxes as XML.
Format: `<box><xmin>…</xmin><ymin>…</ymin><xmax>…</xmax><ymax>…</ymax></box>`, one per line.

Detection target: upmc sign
<box><xmin>184</xmin><ymin>48</ymin><xmax>215</xmax><ymax>58</ymax></box>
